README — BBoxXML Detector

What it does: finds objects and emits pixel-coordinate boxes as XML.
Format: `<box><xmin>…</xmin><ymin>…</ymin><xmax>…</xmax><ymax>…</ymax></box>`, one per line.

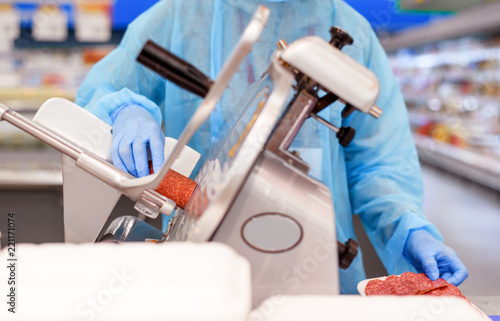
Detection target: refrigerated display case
<box><xmin>0</xmin><ymin>0</ymin><xmax>162</xmax><ymax>188</ymax></box>
<box><xmin>0</xmin><ymin>0</ymin><xmax>131</xmax><ymax>187</ymax></box>
<box><xmin>0</xmin><ymin>45</ymin><xmax>116</xmax><ymax>187</ymax></box>
<box><xmin>389</xmin><ymin>35</ymin><xmax>500</xmax><ymax>190</ymax></box>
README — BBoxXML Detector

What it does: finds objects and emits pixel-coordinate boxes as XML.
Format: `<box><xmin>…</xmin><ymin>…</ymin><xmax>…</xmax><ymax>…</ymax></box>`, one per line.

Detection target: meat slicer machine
<box><xmin>0</xmin><ymin>6</ymin><xmax>382</xmax><ymax>304</ymax></box>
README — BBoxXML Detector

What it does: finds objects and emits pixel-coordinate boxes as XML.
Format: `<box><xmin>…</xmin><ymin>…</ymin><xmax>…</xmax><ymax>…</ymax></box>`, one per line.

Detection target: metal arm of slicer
<box><xmin>0</xmin><ymin>105</ymin><xmax>137</xmax><ymax>188</ymax></box>
<box><xmin>266</xmin><ymin>27</ymin><xmax>383</xmax><ymax>173</ymax></box>
<box><xmin>0</xmin><ymin>103</ymin><xmax>173</xmax><ymax>220</ymax></box>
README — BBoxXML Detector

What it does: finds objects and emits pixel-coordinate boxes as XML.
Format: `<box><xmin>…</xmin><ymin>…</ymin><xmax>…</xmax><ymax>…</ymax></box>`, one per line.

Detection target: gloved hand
<box><xmin>404</xmin><ymin>228</ymin><xmax>469</xmax><ymax>286</ymax></box>
<box><xmin>111</xmin><ymin>104</ymin><xmax>165</xmax><ymax>177</ymax></box>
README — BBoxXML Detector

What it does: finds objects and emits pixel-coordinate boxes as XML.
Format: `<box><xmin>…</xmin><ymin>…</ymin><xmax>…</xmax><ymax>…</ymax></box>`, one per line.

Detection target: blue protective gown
<box><xmin>75</xmin><ymin>0</ymin><xmax>443</xmax><ymax>294</ymax></box>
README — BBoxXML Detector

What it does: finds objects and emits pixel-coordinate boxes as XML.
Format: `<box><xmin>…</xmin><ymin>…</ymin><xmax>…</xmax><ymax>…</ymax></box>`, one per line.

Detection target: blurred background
<box><xmin>0</xmin><ymin>0</ymin><xmax>498</xmax><ymax>297</ymax></box>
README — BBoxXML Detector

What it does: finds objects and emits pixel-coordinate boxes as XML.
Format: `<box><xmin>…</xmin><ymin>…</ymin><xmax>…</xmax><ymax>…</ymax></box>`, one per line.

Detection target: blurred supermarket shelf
<box><xmin>0</xmin><ymin>91</ymin><xmax>77</xmax><ymax>109</ymax></box>
<box><xmin>0</xmin><ymin>149</ymin><xmax>62</xmax><ymax>188</ymax></box>
<box><xmin>389</xmin><ymin>46</ymin><xmax>500</xmax><ymax>70</ymax></box>
<box><xmin>0</xmin><ymin>0</ymin><xmax>158</xmax><ymax>31</ymax></box>
<box><xmin>0</xmin><ymin>0</ymin><xmax>75</xmax><ymax>3</ymax></box>
<box><xmin>414</xmin><ymin>133</ymin><xmax>500</xmax><ymax>191</ymax></box>
<box><xmin>0</xmin><ymin>168</ymin><xmax>62</xmax><ymax>187</ymax></box>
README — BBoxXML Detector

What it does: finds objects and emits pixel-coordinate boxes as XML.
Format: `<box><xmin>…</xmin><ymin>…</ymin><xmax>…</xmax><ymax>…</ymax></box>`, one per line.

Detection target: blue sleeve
<box><xmin>75</xmin><ymin>0</ymin><xmax>175</xmax><ymax>126</ymax></box>
<box><xmin>343</xmin><ymin>24</ymin><xmax>443</xmax><ymax>274</ymax></box>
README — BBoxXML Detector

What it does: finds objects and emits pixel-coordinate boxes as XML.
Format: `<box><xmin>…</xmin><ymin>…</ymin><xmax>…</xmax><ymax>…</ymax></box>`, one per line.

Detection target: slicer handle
<box><xmin>329</xmin><ymin>27</ymin><xmax>354</xmax><ymax>50</ymax></box>
<box><xmin>338</xmin><ymin>238</ymin><xmax>358</xmax><ymax>270</ymax></box>
<box><xmin>310</xmin><ymin>113</ymin><xmax>355</xmax><ymax>147</ymax></box>
<box><xmin>341</xmin><ymin>104</ymin><xmax>356</xmax><ymax>119</ymax></box>
<box><xmin>137</xmin><ymin>40</ymin><xmax>214</xmax><ymax>98</ymax></box>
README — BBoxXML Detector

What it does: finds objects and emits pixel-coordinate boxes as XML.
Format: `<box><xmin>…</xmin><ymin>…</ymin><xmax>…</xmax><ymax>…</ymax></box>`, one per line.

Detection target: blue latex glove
<box><xmin>111</xmin><ymin>104</ymin><xmax>165</xmax><ymax>177</ymax></box>
<box><xmin>404</xmin><ymin>228</ymin><xmax>469</xmax><ymax>286</ymax></box>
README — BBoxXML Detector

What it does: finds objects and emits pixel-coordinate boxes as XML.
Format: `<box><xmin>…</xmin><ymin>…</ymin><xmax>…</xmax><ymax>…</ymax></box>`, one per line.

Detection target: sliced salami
<box><xmin>365</xmin><ymin>273</ymin><xmax>462</xmax><ymax>298</ymax></box>
<box><xmin>430</xmin><ymin>278</ymin><xmax>449</xmax><ymax>289</ymax></box>
<box><xmin>385</xmin><ymin>275</ymin><xmax>418</xmax><ymax>295</ymax></box>
<box><xmin>365</xmin><ymin>279</ymin><xmax>395</xmax><ymax>295</ymax></box>
<box><xmin>425</xmin><ymin>284</ymin><xmax>462</xmax><ymax>297</ymax></box>
<box><xmin>401</xmin><ymin>272</ymin><xmax>449</xmax><ymax>294</ymax></box>
<box><xmin>401</xmin><ymin>272</ymin><xmax>432</xmax><ymax>293</ymax></box>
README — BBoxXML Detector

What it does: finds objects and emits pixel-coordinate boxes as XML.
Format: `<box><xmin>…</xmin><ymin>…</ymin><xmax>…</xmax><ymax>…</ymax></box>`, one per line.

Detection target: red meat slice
<box><xmin>430</xmin><ymin>278</ymin><xmax>449</xmax><ymax>289</ymax></box>
<box><xmin>401</xmin><ymin>272</ymin><xmax>449</xmax><ymax>294</ymax></box>
<box><xmin>401</xmin><ymin>272</ymin><xmax>433</xmax><ymax>294</ymax></box>
<box><xmin>363</xmin><ymin>274</ymin><xmax>478</xmax><ymax>314</ymax></box>
<box><xmin>385</xmin><ymin>275</ymin><xmax>418</xmax><ymax>295</ymax></box>
<box><xmin>364</xmin><ymin>273</ymin><xmax>464</xmax><ymax>300</ymax></box>
<box><xmin>365</xmin><ymin>279</ymin><xmax>395</xmax><ymax>295</ymax></box>
<box><xmin>425</xmin><ymin>284</ymin><xmax>462</xmax><ymax>297</ymax></box>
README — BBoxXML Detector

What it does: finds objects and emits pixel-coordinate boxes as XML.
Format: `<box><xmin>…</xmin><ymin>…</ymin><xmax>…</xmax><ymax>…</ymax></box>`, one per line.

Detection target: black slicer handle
<box><xmin>337</xmin><ymin>126</ymin><xmax>356</xmax><ymax>147</ymax></box>
<box><xmin>338</xmin><ymin>238</ymin><xmax>358</xmax><ymax>270</ymax></box>
<box><xmin>137</xmin><ymin>40</ymin><xmax>214</xmax><ymax>98</ymax></box>
<box><xmin>329</xmin><ymin>27</ymin><xmax>354</xmax><ymax>50</ymax></box>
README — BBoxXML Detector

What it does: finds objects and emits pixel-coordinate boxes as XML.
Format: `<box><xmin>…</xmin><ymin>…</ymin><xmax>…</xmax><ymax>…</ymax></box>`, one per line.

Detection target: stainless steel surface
<box><xmin>276</xmin><ymin>39</ymin><xmax>287</xmax><ymax>50</ymax></box>
<box><xmin>0</xmin><ymin>103</ymin><xmax>7</xmax><ymax>119</ymax></box>
<box><xmin>310</xmin><ymin>113</ymin><xmax>340</xmax><ymax>133</ymax></box>
<box><xmin>241</xmin><ymin>213</ymin><xmax>303</xmax><ymax>253</ymax></box>
<box><xmin>100</xmin><ymin>215</ymin><xmax>164</xmax><ymax>243</ymax></box>
<box><xmin>134</xmin><ymin>189</ymin><xmax>176</xmax><ymax>219</ymax></box>
<box><xmin>266</xmin><ymin>90</ymin><xmax>316</xmax><ymax>173</ymax></box>
<box><xmin>369</xmin><ymin>106</ymin><xmax>382</xmax><ymax>119</ymax></box>
<box><xmin>211</xmin><ymin>151</ymin><xmax>339</xmax><ymax>307</ymax></box>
